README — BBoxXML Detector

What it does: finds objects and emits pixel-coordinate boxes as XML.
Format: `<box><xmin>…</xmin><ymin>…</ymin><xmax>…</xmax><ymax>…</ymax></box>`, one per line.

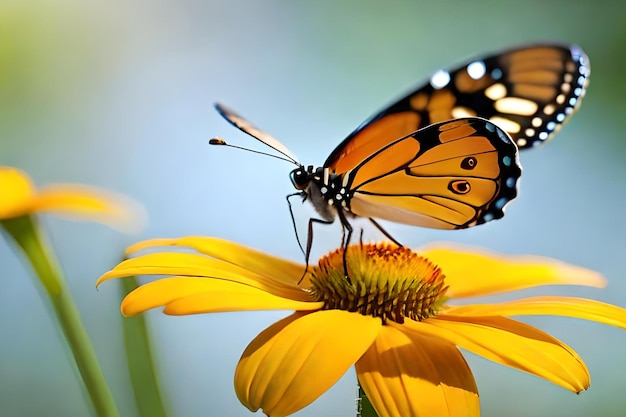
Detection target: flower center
<box><xmin>309</xmin><ymin>243</ymin><xmax>448</xmax><ymax>324</ymax></box>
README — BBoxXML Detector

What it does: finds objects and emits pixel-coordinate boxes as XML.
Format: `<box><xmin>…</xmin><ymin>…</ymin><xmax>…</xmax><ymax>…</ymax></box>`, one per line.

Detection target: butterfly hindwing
<box><xmin>345</xmin><ymin>118</ymin><xmax>521</xmax><ymax>229</ymax></box>
<box><xmin>325</xmin><ymin>44</ymin><xmax>589</xmax><ymax>174</ymax></box>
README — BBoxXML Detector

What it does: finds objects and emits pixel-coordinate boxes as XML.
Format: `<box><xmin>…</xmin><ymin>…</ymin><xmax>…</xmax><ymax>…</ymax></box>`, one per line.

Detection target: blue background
<box><xmin>1</xmin><ymin>1</ymin><xmax>625</xmax><ymax>416</ymax></box>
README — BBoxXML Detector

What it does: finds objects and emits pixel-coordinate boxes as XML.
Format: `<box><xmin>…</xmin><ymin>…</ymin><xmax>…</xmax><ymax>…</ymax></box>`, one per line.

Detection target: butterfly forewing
<box><xmin>345</xmin><ymin>118</ymin><xmax>521</xmax><ymax>230</ymax></box>
<box><xmin>215</xmin><ymin>103</ymin><xmax>300</xmax><ymax>163</ymax></box>
<box><xmin>325</xmin><ymin>44</ymin><xmax>589</xmax><ymax>174</ymax></box>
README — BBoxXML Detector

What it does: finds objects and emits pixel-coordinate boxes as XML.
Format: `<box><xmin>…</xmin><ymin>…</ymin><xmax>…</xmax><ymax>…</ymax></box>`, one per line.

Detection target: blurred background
<box><xmin>1</xmin><ymin>1</ymin><xmax>625</xmax><ymax>416</ymax></box>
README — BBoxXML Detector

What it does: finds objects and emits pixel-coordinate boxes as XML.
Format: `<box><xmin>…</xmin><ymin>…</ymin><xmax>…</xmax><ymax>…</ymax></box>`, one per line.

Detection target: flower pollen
<box><xmin>309</xmin><ymin>243</ymin><xmax>448</xmax><ymax>324</ymax></box>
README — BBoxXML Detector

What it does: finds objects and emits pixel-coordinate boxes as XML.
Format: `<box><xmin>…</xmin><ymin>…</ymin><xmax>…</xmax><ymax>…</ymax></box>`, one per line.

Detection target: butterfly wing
<box><xmin>214</xmin><ymin>103</ymin><xmax>300</xmax><ymax>164</ymax></box>
<box><xmin>326</xmin><ymin>44</ymin><xmax>589</xmax><ymax>174</ymax></box>
<box><xmin>343</xmin><ymin>118</ymin><xmax>521</xmax><ymax>230</ymax></box>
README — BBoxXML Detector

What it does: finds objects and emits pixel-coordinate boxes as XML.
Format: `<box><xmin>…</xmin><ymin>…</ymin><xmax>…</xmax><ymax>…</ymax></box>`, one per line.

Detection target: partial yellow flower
<box><xmin>0</xmin><ymin>165</ymin><xmax>144</xmax><ymax>231</ymax></box>
<box><xmin>0</xmin><ymin>164</ymin><xmax>144</xmax><ymax>417</ymax></box>
<box><xmin>98</xmin><ymin>236</ymin><xmax>624</xmax><ymax>417</ymax></box>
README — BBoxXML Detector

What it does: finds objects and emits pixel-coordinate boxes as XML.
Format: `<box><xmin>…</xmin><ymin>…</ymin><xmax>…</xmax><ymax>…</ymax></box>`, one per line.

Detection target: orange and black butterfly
<box><xmin>211</xmin><ymin>43</ymin><xmax>589</xmax><ymax>252</ymax></box>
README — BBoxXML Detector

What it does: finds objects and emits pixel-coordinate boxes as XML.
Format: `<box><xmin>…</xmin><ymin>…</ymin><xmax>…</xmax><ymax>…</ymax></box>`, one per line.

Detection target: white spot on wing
<box><xmin>495</xmin><ymin>97</ymin><xmax>538</xmax><ymax>116</ymax></box>
<box><xmin>467</xmin><ymin>61</ymin><xmax>486</xmax><ymax>80</ymax></box>
<box><xmin>485</xmin><ymin>83</ymin><xmax>507</xmax><ymax>100</ymax></box>
<box><xmin>489</xmin><ymin>116</ymin><xmax>521</xmax><ymax>134</ymax></box>
<box><xmin>451</xmin><ymin>107</ymin><xmax>477</xmax><ymax>118</ymax></box>
<box><xmin>430</xmin><ymin>70</ymin><xmax>451</xmax><ymax>89</ymax></box>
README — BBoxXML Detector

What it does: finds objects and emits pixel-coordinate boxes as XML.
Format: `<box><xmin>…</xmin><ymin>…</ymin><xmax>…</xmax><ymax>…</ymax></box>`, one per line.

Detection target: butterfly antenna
<box><xmin>209</xmin><ymin>137</ymin><xmax>298</xmax><ymax>165</ymax></box>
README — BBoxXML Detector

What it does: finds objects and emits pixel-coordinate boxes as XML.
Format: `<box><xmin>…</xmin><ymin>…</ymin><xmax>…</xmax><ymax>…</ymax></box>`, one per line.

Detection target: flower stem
<box><xmin>1</xmin><ymin>216</ymin><xmax>121</xmax><ymax>417</ymax></box>
<box><xmin>358</xmin><ymin>384</ymin><xmax>378</xmax><ymax>417</ymax></box>
<box><xmin>120</xmin><ymin>275</ymin><xmax>169</xmax><ymax>417</ymax></box>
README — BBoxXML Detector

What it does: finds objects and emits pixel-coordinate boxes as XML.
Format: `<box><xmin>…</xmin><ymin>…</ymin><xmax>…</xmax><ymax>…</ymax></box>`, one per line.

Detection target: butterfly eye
<box><xmin>448</xmin><ymin>180</ymin><xmax>471</xmax><ymax>195</ymax></box>
<box><xmin>290</xmin><ymin>168</ymin><xmax>309</xmax><ymax>190</ymax></box>
<box><xmin>460</xmin><ymin>156</ymin><xmax>477</xmax><ymax>170</ymax></box>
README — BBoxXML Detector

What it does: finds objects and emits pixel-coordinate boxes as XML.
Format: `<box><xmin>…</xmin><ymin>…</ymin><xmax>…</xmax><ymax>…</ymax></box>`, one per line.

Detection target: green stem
<box><xmin>120</xmin><ymin>276</ymin><xmax>169</xmax><ymax>417</ymax></box>
<box><xmin>358</xmin><ymin>383</ymin><xmax>378</xmax><ymax>417</ymax></box>
<box><xmin>1</xmin><ymin>216</ymin><xmax>121</xmax><ymax>417</ymax></box>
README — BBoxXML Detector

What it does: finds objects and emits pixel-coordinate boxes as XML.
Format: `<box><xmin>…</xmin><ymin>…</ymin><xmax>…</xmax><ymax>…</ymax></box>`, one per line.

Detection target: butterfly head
<box><xmin>290</xmin><ymin>165</ymin><xmax>321</xmax><ymax>190</ymax></box>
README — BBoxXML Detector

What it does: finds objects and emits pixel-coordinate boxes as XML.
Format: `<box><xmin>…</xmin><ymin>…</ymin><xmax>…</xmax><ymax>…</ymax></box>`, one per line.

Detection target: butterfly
<box><xmin>211</xmin><ymin>43</ymin><xmax>589</xmax><ymax>258</ymax></box>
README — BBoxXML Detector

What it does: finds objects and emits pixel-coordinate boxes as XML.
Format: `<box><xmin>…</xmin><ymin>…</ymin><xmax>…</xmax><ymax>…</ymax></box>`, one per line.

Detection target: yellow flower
<box><xmin>0</xmin><ymin>165</ymin><xmax>146</xmax><ymax>417</ymax></box>
<box><xmin>98</xmin><ymin>237</ymin><xmax>625</xmax><ymax>417</ymax></box>
<box><xmin>0</xmin><ymin>165</ymin><xmax>144</xmax><ymax>230</ymax></box>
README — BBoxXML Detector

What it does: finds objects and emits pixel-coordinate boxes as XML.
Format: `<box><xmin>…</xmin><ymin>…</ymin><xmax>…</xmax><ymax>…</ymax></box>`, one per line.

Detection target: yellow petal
<box><xmin>125</xmin><ymin>236</ymin><xmax>307</xmax><ymax>286</ymax></box>
<box><xmin>120</xmin><ymin>277</ymin><xmax>322</xmax><ymax>316</ymax></box>
<box><xmin>32</xmin><ymin>185</ymin><xmax>145</xmax><ymax>232</ymax></box>
<box><xmin>356</xmin><ymin>325</ymin><xmax>479</xmax><ymax>417</ymax></box>
<box><xmin>420</xmin><ymin>244</ymin><xmax>605</xmax><ymax>298</ymax></box>
<box><xmin>97</xmin><ymin>252</ymin><xmax>309</xmax><ymax>301</ymax></box>
<box><xmin>235</xmin><ymin>310</ymin><xmax>381</xmax><ymax>417</ymax></box>
<box><xmin>446</xmin><ymin>296</ymin><xmax>626</xmax><ymax>330</ymax></box>
<box><xmin>0</xmin><ymin>166</ymin><xmax>144</xmax><ymax>231</ymax></box>
<box><xmin>0</xmin><ymin>166</ymin><xmax>36</xmax><ymax>218</ymax></box>
<box><xmin>402</xmin><ymin>315</ymin><xmax>589</xmax><ymax>393</ymax></box>
<box><xmin>99</xmin><ymin>252</ymin><xmax>258</xmax><ymax>282</ymax></box>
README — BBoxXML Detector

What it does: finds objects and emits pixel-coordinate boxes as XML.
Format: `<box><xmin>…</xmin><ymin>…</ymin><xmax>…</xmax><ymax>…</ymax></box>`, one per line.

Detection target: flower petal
<box><xmin>420</xmin><ymin>244</ymin><xmax>605</xmax><ymax>298</ymax></box>
<box><xmin>0</xmin><ymin>166</ymin><xmax>36</xmax><ymax>218</ymax></box>
<box><xmin>446</xmin><ymin>296</ymin><xmax>626</xmax><ymax>329</ymax></box>
<box><xmin>32</xmin><ymin>185</ymin><xmax>145</xmax><ymax>232</ymax></box>
<box><xmin>0</xmin><ymin>166</ymin><xmax>144</xmax><ymax>231</ymax></box>
<box><xmin>401</xmin><ymin>315</ymin><xmax>589</xmax><ymax>393</ymax></box>
<box><xmin>121</xmin><ymin>277</ymin><xmax>323</xmax><ymax>316</ymax></box>
<box><xmin>125</xmin><ymin>236</ymin><xmax>307</xmax><ymax>285</ymax></box>
<box><xmin>356</xmin><ymin>325</ymin><xmax>479</xmax><ymax>417</ymax></box>
<box><xmin>97</xmin><ymin>252</ymin><xmax>309</xmax><ymax>301</ymax></box>
<box><xmin>235</xmin><ymin>310</ymin><xmax>382</xmax><ymax>417</ymax></box>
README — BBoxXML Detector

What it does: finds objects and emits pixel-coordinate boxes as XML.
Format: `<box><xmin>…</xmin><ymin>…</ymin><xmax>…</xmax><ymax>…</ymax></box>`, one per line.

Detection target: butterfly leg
<box><xmin>336</xmin><ymin>209</ymin><xmax>354</xmax><ymax>283</ymax></box>
<box><xmin>286</xmin><ymin>192</ymin><xmax>307</xmax><ymax>255</ymax></box>
<box><xmin>368</xmin><ymin>218</ymin><xmax>403</xmax><ymax>247</ymax></box>
<box><xmin>297</xmin><ymin>216</ymin><xmax>334</xmax><ymax>285</ymax></box>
